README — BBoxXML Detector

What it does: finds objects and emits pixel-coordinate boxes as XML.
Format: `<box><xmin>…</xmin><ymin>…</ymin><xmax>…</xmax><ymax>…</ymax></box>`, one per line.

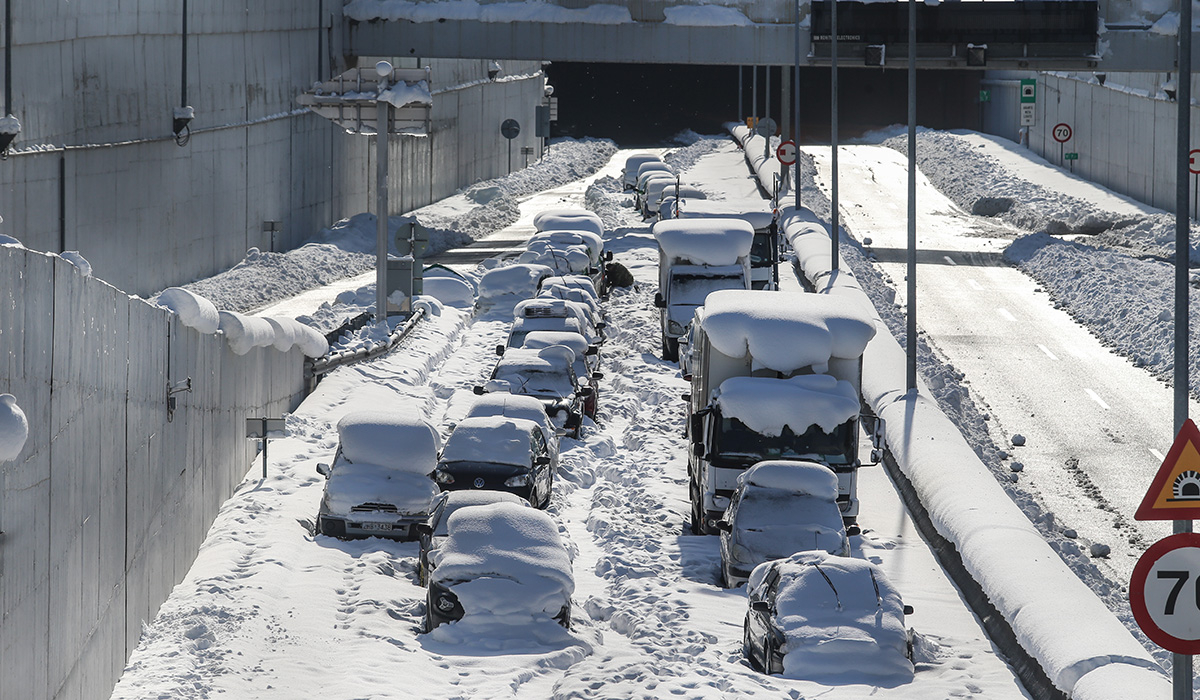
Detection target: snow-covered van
<box><xmin>683</xmin><ymin>289</ymin><xmax>876</xmax><ymax>535</ymax></box>
<box><xmin>651</xmin><ymin>218</ymin><xmax>755</xmax><ymax>361</ymax></box>
<box><xmin>674</xmin><ymin>200</ymin><xmax>778</xmax><ymax>290</ymax></box>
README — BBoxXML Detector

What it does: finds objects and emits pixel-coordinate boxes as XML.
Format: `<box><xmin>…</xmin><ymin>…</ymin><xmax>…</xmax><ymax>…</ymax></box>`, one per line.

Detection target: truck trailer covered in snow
<box><xmin>652</xmin><ymin>218</ymin><xmax>755</xmax><ymax>361</ymax></box>
<box><xmin>683</xmin><ymin>289</ymin><xmax>876</xmax><ymax>535</ymax></box>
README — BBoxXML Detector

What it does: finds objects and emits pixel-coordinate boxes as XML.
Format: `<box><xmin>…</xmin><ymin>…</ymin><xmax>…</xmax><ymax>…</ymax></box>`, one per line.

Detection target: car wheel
<box><xmin>662</xmin><ymin>336</ymin><xmax>678</xmax><ymax>362</ymax></box>
<box><xmin>689</xmin><ymin>481</ymin><xmax>705</xmax><ymax>535</ymax></box>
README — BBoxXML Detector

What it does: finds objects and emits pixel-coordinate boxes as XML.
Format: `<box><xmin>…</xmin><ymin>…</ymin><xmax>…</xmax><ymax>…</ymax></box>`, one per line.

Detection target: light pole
<box><xmin>375</xmin><ymin>60</ymin><xmax>393</xmax><ymax>326</ymax></box>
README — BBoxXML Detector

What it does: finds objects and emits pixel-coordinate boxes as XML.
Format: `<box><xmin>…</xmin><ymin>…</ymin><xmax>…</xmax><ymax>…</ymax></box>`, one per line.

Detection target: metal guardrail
<box><xmin>304</xmin><ymin>306</ymin><xmax>429</xmax><ymax>388</ymax></box>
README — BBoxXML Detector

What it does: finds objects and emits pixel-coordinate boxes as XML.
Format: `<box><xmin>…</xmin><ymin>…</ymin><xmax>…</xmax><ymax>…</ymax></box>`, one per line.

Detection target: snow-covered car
<box><xmin>532</xmin><ymin>209</ymin><xmax>604</xmax><ymax>239</ymax></box>
<box><xmin>425</xmin><ymin>501</ymin><xmax>574</xmax><ymax>631</ymax></box>
<box><xmin>459</xmin><ymin>392</ymin><xmax>562</xmax><ymax>453</ymax></box>
<box><xmin>518</xmin><ymin>243</ymin><xmax>592</xmax><ymax>276</ymax></box>
<box><xmin>744</xmin><ymin>551</ymin><xmax>914</xmax><ymax>680</ymax></box>
<box><xmin>476</xmin><ymin>263</ymin><xmax>554</xmax><ymax>310</ymax></box>
<box><xmin>643</xmin><ymin>177</ymin><xmax>683</xmax><ymax>218</ymax></box>
<box><xmin>622</xmin><ymin>153</ymin><xmax>663</xmax><ymax>190</ymax></box>
<box><xmin>431</xmin><ymin>416</ymin><xmax>558</xmax><ymax>508</ymax></box>
<box><xmin>476</xmin><ymin>346</ymin><xmax>590</xmax><ymax>438</ymax></box>
<box><xmin>416</xmin><ymin>490</ymin><xmax>531</xmax><ymax>585</ymax></box>
<box><xmin>636</xmin><ymin>171</ymin><xmax>676</xmax><ymax>213</ymax></box>
<box><xmin>314</xmin><ymin>410</ymin><xmax>441</xmax><ymax>540</ymax></box>
<box><xmin>509</xmin><ymin>297</ymin><xmax>604</xmax><ymax>346</ymax></box>
<box><xmin>517</xmin><ymin>330</ymin><xmax>602</xmax><ymax>419</ymax></box>
<box><xmin>717</xmin><ymin>460</ymin><xmax>849</xmax><ymax>588</ymax></box>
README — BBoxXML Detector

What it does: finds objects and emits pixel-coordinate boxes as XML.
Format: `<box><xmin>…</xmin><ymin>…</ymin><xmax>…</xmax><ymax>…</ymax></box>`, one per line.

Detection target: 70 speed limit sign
<box><xmin>1131</xmin><ymin>533</ymin><xmax>1200</xmax><ymax>653</ymax></box>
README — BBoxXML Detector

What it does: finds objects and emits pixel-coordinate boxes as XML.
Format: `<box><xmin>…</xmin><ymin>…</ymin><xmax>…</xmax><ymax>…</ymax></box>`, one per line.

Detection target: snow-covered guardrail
<box><xmin>728</xmin><ymin>124</ymin><xmax>1172</xmax><ymax>700</ymax></box>
<box><xmin>305</xmin><ymin>305</ymin><xmax>429</xmax><ymax>385</ymax></box>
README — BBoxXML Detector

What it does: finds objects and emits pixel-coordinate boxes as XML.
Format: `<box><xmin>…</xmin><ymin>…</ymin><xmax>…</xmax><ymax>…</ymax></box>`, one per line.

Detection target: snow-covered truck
<box><xmin>671</xmin><ymin>201</ymin><xmax>778</xmax><ymax>290</ymax></box>
<box><xmin>652</xmin><ymin>218</ymin><xmax>755</xmax><ymax>362</ymax></box>
<box><xmin>683</xmin><ymin>289</ymin><xmax>877</xmax><ymax>535</ymax></box>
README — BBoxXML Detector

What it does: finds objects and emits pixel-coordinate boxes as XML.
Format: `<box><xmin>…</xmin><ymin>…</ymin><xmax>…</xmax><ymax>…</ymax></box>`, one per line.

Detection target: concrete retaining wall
<box><xmin>989</xmin><ymin>70</ymin><xmax>1196</xmax><ymax>215</ymax></box>
<box><xmin>0</xmin><ymin>244</ymin><xmax>309</xmax><ymax>700</ymax></box>
<box><xmin>0</xmin><ymin>0</ymin><xmax>545</xmax><ymax>299</ymax></box>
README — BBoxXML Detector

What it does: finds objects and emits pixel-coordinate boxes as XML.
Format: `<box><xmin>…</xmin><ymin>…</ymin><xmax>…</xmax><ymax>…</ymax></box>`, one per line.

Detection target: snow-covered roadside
<box><xmin>730</xmin><ymin>125</ymin><xmax>1172</xmax><ymax>698</ymax></box>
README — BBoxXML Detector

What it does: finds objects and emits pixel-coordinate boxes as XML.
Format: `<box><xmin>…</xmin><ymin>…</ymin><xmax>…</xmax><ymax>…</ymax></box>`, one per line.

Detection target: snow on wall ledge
<box><xmin>728</xmin><ymin>124</ymin><xmax>1172</xmax><ymax>699</ymax></box>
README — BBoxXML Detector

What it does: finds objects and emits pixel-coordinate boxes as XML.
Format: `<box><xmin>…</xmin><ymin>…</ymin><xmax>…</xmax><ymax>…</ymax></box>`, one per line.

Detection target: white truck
<box><xmin>683</xmin><ymin>289</ymin><xmax>877</xmax><ymax>535</ymax></box>
<box><xmin>651</xmin><ymin>218</ymin><xmax>755</xmax><ymax>362</ymax></box>
<box><xmin>670</xmin><ymin>200</ymin><xmax>778</xmax><ymax>290</ymax></box>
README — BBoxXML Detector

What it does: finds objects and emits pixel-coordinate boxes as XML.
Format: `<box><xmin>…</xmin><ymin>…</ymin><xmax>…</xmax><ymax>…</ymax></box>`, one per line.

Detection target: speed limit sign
<box><xmin>1053</xmin><ymin>123</ymin><xmax>1073</xmax><ymax>143</ymax></box>
<box><xmin>1130</xmin><ymin>533</ymin><xmax>1200</xmax><ymax>653</ymax></box>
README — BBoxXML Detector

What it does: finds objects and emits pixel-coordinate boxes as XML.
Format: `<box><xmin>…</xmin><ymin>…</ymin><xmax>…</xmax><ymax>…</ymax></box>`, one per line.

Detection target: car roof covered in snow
<box><xmin>532</xmin><ymin>209</ymin><xmax>603</xmax><ymax>238</ymax></box>
<box><xmin>336</xmin><ymin>409</ymin><xmax>440</xmax><ymax>474</ymax></box>
<box><xmin>698</xmin><ymin>289</ymin><xmax>877</xmax><ymax>372</ymax></box>
<box><xmin>464</xmin><ymin>394</ymin><xmax>557</xmax><ymax>436</ymax></box>
<box><xmin>738</xmin><ymin>460</ymin><xmax>839</xmax><ymax>499</ymax></box>
<box><xmin>676</xmin><ymin>200</ymin><xmax>775</xmax><ymax>230</ymax></box>
<box><xmin>440</xmin><ymin>416</ymin><xmax>543</xmax><ymax>467</ymax></box>
<box><xmin>478</xmin><ymin>263</ymin><xmax>554</xmax><ymax>300</ymax></box>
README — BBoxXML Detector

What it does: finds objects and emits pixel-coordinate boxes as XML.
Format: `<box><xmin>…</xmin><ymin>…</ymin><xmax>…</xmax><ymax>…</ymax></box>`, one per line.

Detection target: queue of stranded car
<box><xmin>314</xmin><ymin>207</ymin><xmax>611</xmax><ymax>635</ymax></box>
<box><xmin>622</xmin><ymin>150</ymin><xmax>917</xmax><ymax>682</ymax></box>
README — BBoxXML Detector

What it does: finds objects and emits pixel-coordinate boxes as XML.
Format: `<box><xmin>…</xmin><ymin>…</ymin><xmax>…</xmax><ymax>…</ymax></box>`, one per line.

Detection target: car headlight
<box><xmin>505</xmin><ymin>473</ymin><xmax>531</xmax><ymax>487</ymax></box>
<box><xmin>433</xmin><ymin>469</ymin><xmax>455</xmax><ymax>485</ymax></box>
<box><xmin>667</xmin><ymin>320</ymin><xmax>684</xmax><ymax>334</ymax></box>
<box><xmin>730</xmin><ymin>543</ymin><xmax>754</xmax><ymax>564</ymax></box>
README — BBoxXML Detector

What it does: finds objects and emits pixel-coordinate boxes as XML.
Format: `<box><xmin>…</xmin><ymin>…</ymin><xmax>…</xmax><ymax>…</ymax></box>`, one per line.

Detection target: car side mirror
<box><xmin>535</xmin><ymin>455</ymin><xmax>551</xmax><ymax>466</ymax></box>
<box><xmin>592</xmin><ymin>371</ymin><xmax>604</xmax><ymax>381</ymax></box>
<box><xmin>496</xmin><ymin>344</ymin><xmax>506</xmax><ymax>356</ymax></box>
<box><xmin>315</xmin><ymin>462</ymin><xmax>331</xmax><ymax>477</ymax></box>
<box><xmin>903</xmin><ymin>605</ymin><xmax>914</xmax><ymax>616</ymax></box>
<box><xmin>578</xmin><ymin>385</ymin><xmax>594</xmax><ymax>397</ymax></box>
<box><xmin>682</xmin><ymin>373</ymin><xmax>692</xmax><ymax>382</ymax></box>
<box><xmin>681</xmin><ymin>393</ymin><xmax>691</xmax><ymax>402</ymax></box>
<box><xmin>412</xmin><ymin>522</ymin><xmax>432</xmax><ymax>537</ymax></box>
<box><xmin>750</xmin><ymin>600</ymin><xmax>771</xmax><ymax>613</ymax></box>
<box><xmin>605</xmin><ymin>250</ymin><xmax>613</xmax><ymax>262</ymax></box>
<box><xmin>692</xmin><ymin>442</ymin><xmax>704</xmax><ymax>457</ymax></box>
<box><xmin>653</xmin><ymin>292</ymin><xmax>666</xmax><ymax>308</ymax></box>
<box><xmin>715</xmin><ymin>519</ymin><xmax>732</xmax><ymax>532</ymax></box>
<box><xmin>473</xmin><ymin>385</ymin><xmax>485</xmax><ymax>395</ymax></box>
<box><xmin>586</xmin><ymin>345</ymin><xmax>599</xmax><ymax>356</ymax></box>
<box><xmin>595</xmin><ymin>321</ymin><xmax>607</xmax><ymax>331</ymax></box>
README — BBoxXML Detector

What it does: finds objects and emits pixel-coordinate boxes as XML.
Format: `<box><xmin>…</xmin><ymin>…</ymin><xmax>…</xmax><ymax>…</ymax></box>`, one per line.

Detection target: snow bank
<box><xmin>0</xmin><ymin>394</ymin><xmax>28</xmax><ymax>461</ymax></box>
<box><xmin>478</xmin><ymin>263</ymin><xmax>553</xmax><ymax>303</ymax></box>
<box><xmin>715</xmin><ymin>374</ymin><xmax>860</xmax><ymax>436</ymax></box>
<box><xmin>431</xmin><ymin>502</ymin><xmax>574</xmax><ymax>617</ymax></box>
<box><xmin>750</xmin><ymin>551</ymin><xmax>914</xmax><ymax>682</ymax></box>
<box><xmin>441</xmin><ymin>416</ymin><xmax>539</xmax><ymax>467</ymax></box>
<box><xmin>155</xmin><ymin>287</ymin><xmax>220</xmax><ymax>334</ymax></box>
<box><xmin>336</xmin><ymin>410</ymin><xmax>440</xmax><ymax>474</ymax></box>
<box><xmin>217</xmin><ymin>310</ymin><xmax>277</xmax><ymax>355</ymax></box>
<box><xmin>532</xmin><ymin>209</ymin><xmax>604</xmax><ymax>238</ymax></box>
<box><xmin>323</xmin><ymin>462</ymin><xmax>440</xmax><ymax>516</ymax></box>
<box><xmin>700</xmin><ymin>289</ymin><xmax>876</xmax><ymax>372</ymax></box>
<box><xmin>653</xmin><ymin>218</ymin><xmax>755</xmax><ymax>266</ymax></box>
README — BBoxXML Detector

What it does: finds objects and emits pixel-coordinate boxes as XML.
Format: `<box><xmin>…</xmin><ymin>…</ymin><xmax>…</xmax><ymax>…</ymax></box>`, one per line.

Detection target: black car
<box><xmin>416</xmin><ymin>490</ymin><xmax>531</xmax><ymax>586</ymax></box>
<box><xmin>430</xmin><ymin>416</ymin><xmax>557</xmax><ymax>508</ymax></box>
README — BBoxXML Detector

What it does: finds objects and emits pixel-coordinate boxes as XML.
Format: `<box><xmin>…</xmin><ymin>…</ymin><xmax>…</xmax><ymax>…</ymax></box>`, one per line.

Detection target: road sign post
<box><xmin>246</xmin><ymin>417</ymin><xmax>285</xmax><ymax>479</ymax></box>
<box><xmin>1190</xmin><ymin>149</ymin><xmax>1200</xmax><ymax>221</ymax></box>
<box><xmin>501</xmin><ymin>118</ymin><xmax>520</xmax><ymax>173</ymax></box>
<box><xmin>1020</xmin><ymin>79</ymin><xmax>1036</xmax><ymax>127</ymax></box>
<box><xmin>1053</xmin><ymin>122</ymin><xmax>1072</xmax><ymax>165</ymax></box>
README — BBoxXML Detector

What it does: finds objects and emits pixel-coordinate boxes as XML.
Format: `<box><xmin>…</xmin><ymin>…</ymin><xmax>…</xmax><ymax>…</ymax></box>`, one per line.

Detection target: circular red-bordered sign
<box><xmin>1052</xmin><ymin>123</ymin><xmax>1073</xmax><ymax>143</ymax></box>
<box><xmin>1130</xmin><ymin>532</ymin><xmax>1200</xmax><ymax>654</ymax></box>
<box><xmin>1190</xmin><ymin>149</ymin><xmax>1200</xmax><ymax>175</ymax></box>
<box><xmin>776</xmin><ymin>140</ymin><xmax>797</xmax><ymax>166</ymax></box>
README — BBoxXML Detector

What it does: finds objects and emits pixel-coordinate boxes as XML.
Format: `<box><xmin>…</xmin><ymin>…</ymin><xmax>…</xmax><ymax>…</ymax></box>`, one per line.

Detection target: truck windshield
<box><xmin>712</xmin><ymin>415</ymin><xmax>854</xmax><ymax>465</ymax></box>
<box><xmin>669</xmin><ymin>273</ymin><xmax>746</xmax><ymax>306</ymax></box>
<box><xmin>750</xmin><ymin>233</ymin><xmax>775</xmax><ymax>267</ymax></box>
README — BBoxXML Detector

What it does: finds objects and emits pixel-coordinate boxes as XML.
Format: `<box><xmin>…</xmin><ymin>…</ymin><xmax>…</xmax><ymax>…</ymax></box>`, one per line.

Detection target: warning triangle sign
<box><xmin>1136</xmin><ymin>419</ymin><xmax>1200</xmax><ymax>520</ymax></box>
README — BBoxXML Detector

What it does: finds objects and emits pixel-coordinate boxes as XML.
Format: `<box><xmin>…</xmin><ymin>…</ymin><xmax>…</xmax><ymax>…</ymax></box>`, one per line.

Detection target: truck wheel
<box><xmin>690</xmin><ymin>482</ymin><xmax>705</xmax><ymax>535</ymax></box>
<box><xmin>662</xmin><ymin>337</ymin><xmax>678</xmax><ymax>362</ymax></box>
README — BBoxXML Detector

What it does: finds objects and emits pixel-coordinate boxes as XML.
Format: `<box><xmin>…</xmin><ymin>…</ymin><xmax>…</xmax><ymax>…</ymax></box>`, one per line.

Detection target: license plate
<box><xmin>360</xmin><ymin>522</ymin><xmax>394</xmax><ymax>532</ymax></box>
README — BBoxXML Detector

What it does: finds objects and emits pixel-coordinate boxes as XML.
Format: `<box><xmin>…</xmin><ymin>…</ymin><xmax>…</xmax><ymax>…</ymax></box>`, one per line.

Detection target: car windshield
<box><xmin>713</xmin><ymin>416</ymin><xmax>854</xmax><ymax>464</ymax></box>
<box><xmin>494</xmin><ymin>367</ymin><xmax>575</xmax><ymax>397</ymax></box>
<box><xmin>669</xmin><ymin>273</ymin><xmax>745</xmax><ymax>306</ymax></box>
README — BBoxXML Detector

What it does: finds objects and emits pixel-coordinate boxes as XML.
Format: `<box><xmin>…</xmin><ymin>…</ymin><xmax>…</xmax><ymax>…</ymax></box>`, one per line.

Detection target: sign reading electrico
<box><xmin>1020</xmin><ymin>79</ymin><xmax>1036</xmax><ymax>127</ymax></box>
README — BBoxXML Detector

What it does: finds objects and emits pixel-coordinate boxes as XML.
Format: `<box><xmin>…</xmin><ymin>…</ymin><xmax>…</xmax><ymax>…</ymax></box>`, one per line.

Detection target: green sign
<box><xmin>980</xmin><ymin>90</ymin><xmax>991</xmax><ymax>102</ymax></box>
<box><xmin>1065</xmin><ymin>152</ymin><xmax>1079</xmax><ymax>161</ymax></box>
<box><xmin>1020</xmin><ymin>79</ymin><xmax>1037</xmax><ymax>104</ymax></box>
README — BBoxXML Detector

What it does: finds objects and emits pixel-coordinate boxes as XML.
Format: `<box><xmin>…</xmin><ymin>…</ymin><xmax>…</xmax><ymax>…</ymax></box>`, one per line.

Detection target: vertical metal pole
<box><xmin>317</xmin><ymin>0</ymin><xmax>324</xmax><ymax>81</ymax></box>
<box><xmin>1173</xmin><ymin>15</ymin><xmax>1193</xmax><ymax>700</ymax></box>
<box><xmin>181</xmin><ymin>0</ymin><xmax>188</xmax><ymax>108</ymax></box>
<box><xmin>753</xmin><ymin>66</ymin><xmax>759</xmax><ymax>125</ymax></box>
<box><xmin>906</xmin><ymin>0</ymin><xmax>918</xmax><ymax>391</ymax></box>
<box><xmin>793</xmin><ymin>0</ymin><xmax>801</xmax><ymax>211</ymax></box>
<box><xmin>4</xmin><ymin>0</ymin><xmax>12</xmax><ymax>116</ymax></box>
<box><xmin>766</xmin><ymin>66</ymin><xmax>772</xmax><ymax>132</ymax></box>
<box><xmin>831</xmin><ymin>0</ymin><xmax>840</xmax><ymax>272</ymax></box>
<box><xmin>738</xmin><ymin>66</ymin><xmax>744</xmax><ymax>122</ymax></box>
<box><xmin>261</xmin><ymin>418</ymin><xmax>268</xmax><ymax>479</ymax></box>
<box><xmin>59</xmin><ymin>153</ymin><xmax>66</xmax><ymax>253</ymax></box>
<box><xmin>376</xmin><ymin>103</ymin><xmax>390</xmax><ymax>324</ymax></box>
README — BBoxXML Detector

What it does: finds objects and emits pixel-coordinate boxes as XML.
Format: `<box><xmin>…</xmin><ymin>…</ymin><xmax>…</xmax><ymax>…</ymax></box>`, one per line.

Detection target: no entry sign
<box><xmin>1130</xmin><ymin>533</ymin><xmax>1200</xmax><ymax>654</ymax></box>
<box><xmin>776</xmin><ymin>140</ymin><xmax>797</xmax><ymax>166</ymax></box>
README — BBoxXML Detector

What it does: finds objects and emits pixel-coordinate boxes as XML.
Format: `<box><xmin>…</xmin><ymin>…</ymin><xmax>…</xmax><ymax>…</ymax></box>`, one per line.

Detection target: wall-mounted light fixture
<box><xmin>167</xmin><ymin>376</ymin><xmax>192</xmax><ymax>422</ymax></box>
<box><xmin>966</xmin><ymin>44</ymin><xmax>986</xmax><ymax>67</ymax></box>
